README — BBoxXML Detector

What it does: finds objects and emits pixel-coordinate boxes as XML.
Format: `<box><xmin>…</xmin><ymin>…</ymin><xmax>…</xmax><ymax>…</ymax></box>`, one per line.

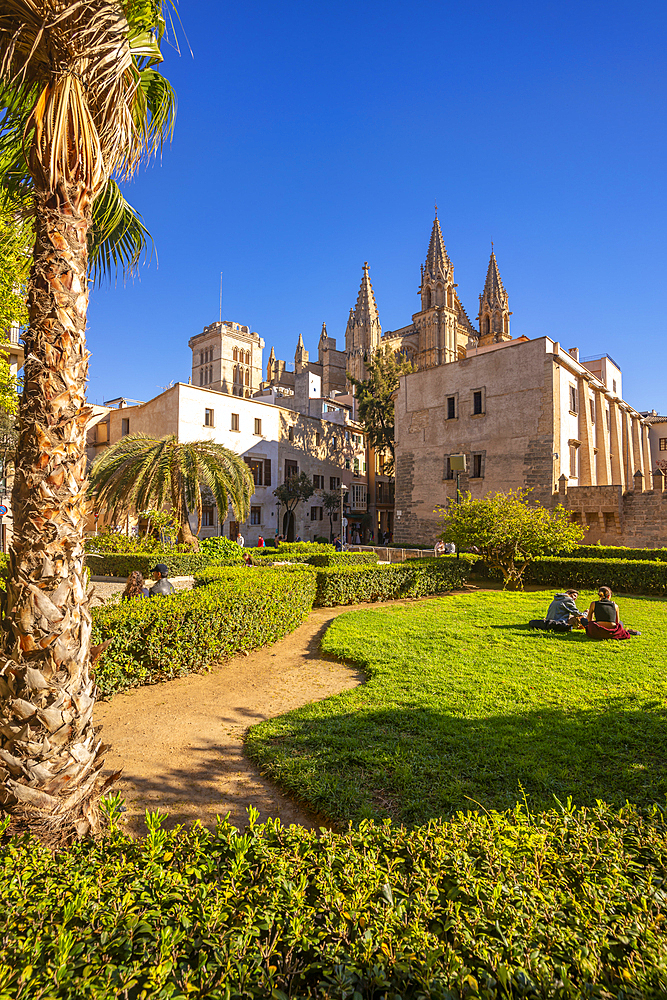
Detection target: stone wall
<box><xmin>556</xmin><ymin>472</ymin><xmax>667</xmax><ymax>548</ymax></box>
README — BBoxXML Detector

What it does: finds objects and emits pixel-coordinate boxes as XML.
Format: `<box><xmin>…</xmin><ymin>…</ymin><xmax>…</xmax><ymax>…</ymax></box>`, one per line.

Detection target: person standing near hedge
<box><xmin>257</xmin><ymin>536</ymin><xmax>265</xmax><ymax>548</ymax></box>
<box><xmin>148</xmin><ymin>563</ymin><xmax>175</xmax><ymax>598</ymax></box>
<box><xmin>586</xmin><ymin>586</ymin><xmax>640</xmax><ymax>640</ymax></box>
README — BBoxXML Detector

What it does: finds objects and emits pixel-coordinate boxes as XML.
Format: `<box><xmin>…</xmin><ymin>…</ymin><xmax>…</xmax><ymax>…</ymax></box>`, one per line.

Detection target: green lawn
<box><xmin>246</xmin><ymin>589</ymin><xmax>667</xmax><ymax>826</ymax></box>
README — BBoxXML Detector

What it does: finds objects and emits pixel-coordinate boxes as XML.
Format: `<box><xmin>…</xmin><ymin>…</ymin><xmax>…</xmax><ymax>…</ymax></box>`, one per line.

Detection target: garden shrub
<box><xmin>91</xmin><ymin>566</ymin><xmax>316</xmax><ymax>696</ymax></box>
<box><xmin>307</xmin><ymin>551</ymin><xmax>379</xmax><ymax>567</ymax></box>
<box><xmin>86</xmin><ymin>551</ymin><xmax>215</xmax><ymax>578</ymax></box>
<box><xmin>3</xmin><ymin>801</ymin><xmax>667</xmax><ymax>999</ymax></box>
<box><xmin>85</xmin><ymin>532</ymin><xmax>164</xmax><ymax>554</ymax></box>
<box><xmin>524</xmin><ymin>556</ymin><xmax>667</xmax><ymax>594</ymax></box>
<box><xmin>571</xmin><ymin>544</ymin><xmax>667</xmax><ymax>561</ymax></box>
<box><xmin>314</xmin><ymin>558</ymin><xmax>470</xmax><ymax>606</ymax></box>
<box><xmin>199</xmin><ymin>535</ymin><xmax>244</xmax><ymax>561</ymax></box>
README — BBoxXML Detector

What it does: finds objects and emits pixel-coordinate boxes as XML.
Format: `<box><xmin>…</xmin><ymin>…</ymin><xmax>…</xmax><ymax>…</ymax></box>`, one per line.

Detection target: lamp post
<box><xmin>340</xmin><ymin>482</ymin><xmax>349</xmax><ymax>547</ymax></box>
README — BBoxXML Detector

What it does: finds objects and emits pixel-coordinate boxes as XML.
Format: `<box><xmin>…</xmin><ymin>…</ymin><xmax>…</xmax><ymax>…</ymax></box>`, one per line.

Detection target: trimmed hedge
<box><xmin>314</xmin><ymin>558</ymin><xmax>470</xmax><ymax>606</ymax></box>
<box><xmin>3</xmin><ymin>801</ymin><xmax>667</xmax><ymax>998</ymax></box>
<box><xmin>571</xmin><ymin>545</ymin><xmax>667</xmax><ymax>561</ymax></box>
<box><xmin>525</xmin><ymin>556</ymin><xmax>667</xmax><ymax>595</ymax></box>
<box><xmin>90</xmin><ymin>566</ymin><xmax>316</xmax><ymax>697</ymax></box>
<box><xmin>308</xmin><ymin>550</ymin><xmax>379</xmax><ymax>567</ymax></box>
<box><xmin>86</xmin><ymin>551</ymin><xmax>215</xmax><ymax>578</ymax></box>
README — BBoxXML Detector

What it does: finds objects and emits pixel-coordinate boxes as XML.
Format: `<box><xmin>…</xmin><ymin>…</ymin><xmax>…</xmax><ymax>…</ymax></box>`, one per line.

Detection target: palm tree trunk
<box><xmin>0</xmin><ymin>187</ymin><xmax>117</xmax><ymax>843</ymax></box>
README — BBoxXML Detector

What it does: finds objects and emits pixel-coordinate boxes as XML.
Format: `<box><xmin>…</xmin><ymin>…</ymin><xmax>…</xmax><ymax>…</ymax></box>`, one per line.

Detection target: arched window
<box><xmin>435</xmin><ymin>284</ymin><xmax>443</xmax><ymax>307</ymax></box>
<box><xmin>424</xmin><ymin>288</ymin><xmax>431</xmax><ymax>310</ymax></box>
<box><xmin>503</xmin><ymin>315</ymin><xmax>508</xmax><ymax>334</ymax></box>
<box><xmin>246</xmin><ymin>351</ymin><xmax>251</xmax><ymax>365</ymax></box>
<box><xmin>233</xmin><ymin>348</ymin><xmax>238</xmax><ymax>362</ymax></box>
<box><xmin>245</xmin><ymin>368</ymin><xmax>250</xmax><ymax>386</ymax></box>
<box><xmin>447</xmin><ymin>288</ymin><xmax>453</xmax><ymax>308</ymax></box>
<box><xmin>483</xmin><ymin>316</ymin><xmax>490</xmax><ymax>337</ymax></box>
<box><xmin>199</xmin><ymin>368</ymin><xmax>203</xmax><ymax>386</ymax></box>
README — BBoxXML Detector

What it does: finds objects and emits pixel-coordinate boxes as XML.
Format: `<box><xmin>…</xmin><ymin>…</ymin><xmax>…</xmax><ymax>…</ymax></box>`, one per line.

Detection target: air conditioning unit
<box><xmin>449</xmin><ymin>453</ymin><xmax>467</xmax><ymax>472</ymax></box>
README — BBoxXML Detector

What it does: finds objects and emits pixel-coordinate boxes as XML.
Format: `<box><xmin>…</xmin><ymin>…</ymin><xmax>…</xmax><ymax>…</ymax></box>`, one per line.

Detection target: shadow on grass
<box><xmin>247</xmin><ymin>696</ymin><xmax>667</xmax><ymax>827</ymax></box>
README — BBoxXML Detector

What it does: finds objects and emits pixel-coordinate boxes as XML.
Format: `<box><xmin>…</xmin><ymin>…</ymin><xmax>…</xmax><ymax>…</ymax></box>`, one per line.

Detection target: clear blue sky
<box><xmin>87</xmin><ymin>0</ymin><xmax>666</xmax><ymax>412</ymax></box>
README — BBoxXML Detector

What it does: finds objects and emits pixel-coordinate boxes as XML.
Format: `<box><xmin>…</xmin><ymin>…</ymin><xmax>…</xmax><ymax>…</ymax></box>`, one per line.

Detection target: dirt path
<box><xmin>94</xmin><ymin>604</ymin><xmax>375</xmax><ymax>835</ymax></box>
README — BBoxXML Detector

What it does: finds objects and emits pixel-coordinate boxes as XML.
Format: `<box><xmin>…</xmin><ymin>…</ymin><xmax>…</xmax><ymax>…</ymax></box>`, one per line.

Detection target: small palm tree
<box><xmin>0</xmin><ymin>0</ymin><xmax>175</xmax><ymax>841</ymax></box>
<box><xmin>89</xmin><ymin>435</ymin><xmax>255</xmax><ymax>549</ymax></box>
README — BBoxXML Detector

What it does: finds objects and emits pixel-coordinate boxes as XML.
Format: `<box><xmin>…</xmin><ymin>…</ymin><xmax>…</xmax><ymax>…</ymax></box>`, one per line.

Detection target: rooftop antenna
<box><xmin>219</xmin><ymin>272</ymin><xmax>223</xmax><ymax>322</ymax></box>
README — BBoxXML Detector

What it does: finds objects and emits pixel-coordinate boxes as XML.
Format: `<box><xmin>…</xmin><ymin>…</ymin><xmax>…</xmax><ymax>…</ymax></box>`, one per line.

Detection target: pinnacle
<box><xmin>296</xmin><ymin>333</ymin><xmax>305</xmax><ymax>349</ymax></box>
<box><xmin>320</xmin><ymin>321</ymin><xmax>328</xmax><ymax>339</ymax></box>
<box><xmin>424</xmin><ymin>214</ymin><xmax>450</xmax><ymax>280</ymax></box>
<box><xmin>481</xmin><ymin>248</ymin><xmax>507</xmax><ymax>305</ymax></box>
<box><xmin>352</xmin><ymin>261</ymin><xmax>380</xmax><ymax>327</ymax></box>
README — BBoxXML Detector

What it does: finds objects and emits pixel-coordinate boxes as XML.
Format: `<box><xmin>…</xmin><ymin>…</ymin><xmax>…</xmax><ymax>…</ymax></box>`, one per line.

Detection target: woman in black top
<box><xmin>586</xmin><ymin>586</ymin><xmax>638</xmax><ymax>640</ymax></box>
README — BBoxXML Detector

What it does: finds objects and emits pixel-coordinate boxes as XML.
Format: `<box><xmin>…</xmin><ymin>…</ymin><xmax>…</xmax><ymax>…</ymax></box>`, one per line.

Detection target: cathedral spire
<box><xmin>294</xmin><ymin>332</ymin><xmax>309</xmax><ymax>371</ymax></box>
<box><xmin>423</xmin><ymin>214</ymin><xmax>450</xmax><ymax>281</ymax></box>
<box><xmin>320</xmin><ymin>321</ymin><xmax>328</xmax><ymax>340</ymax></box>
<box><xmin>353</xmin><ymin>262</ymin><xmax>380</xmax><ymax>328</ymax></box>
<box><xmin>266</xmin><ymin>345</ymin><xmax>276</xmax><ymax>382</ymax></box>
<box><xmin>478</xmin><ymin>246</ymin><xmax>511</xmax><ymax>345</ymax></box>
<box><xmin>345</xmin><ymin>262</ymin><xmax>382</xmax><ymax>384</ymax></box>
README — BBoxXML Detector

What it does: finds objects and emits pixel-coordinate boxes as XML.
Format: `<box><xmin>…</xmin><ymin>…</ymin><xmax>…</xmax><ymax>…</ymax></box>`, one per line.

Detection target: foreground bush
<box><xmin>314</xmin><ymin>557</ymin><xmax>470</xmax><ymax>606</ymax></box>
<box><xmin>91</xmin><ymin>567</ymin><xmax>316</xmax><ymax>696</ymax></box>
<box><xmin>2</xmin><ymin>802</ymin><xmax>667</xmax><ymax>998</ymax></box>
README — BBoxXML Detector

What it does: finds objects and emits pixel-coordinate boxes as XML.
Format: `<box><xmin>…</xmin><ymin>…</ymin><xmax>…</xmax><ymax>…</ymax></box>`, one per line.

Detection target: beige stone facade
<box><xmin>393</xmin><ymin>336</ymin><xmax>658</xmax><ymax>547</ymax></box>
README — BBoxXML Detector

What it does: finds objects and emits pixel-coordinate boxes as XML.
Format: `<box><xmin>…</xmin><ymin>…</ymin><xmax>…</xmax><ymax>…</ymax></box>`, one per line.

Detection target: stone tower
<box><xmin>294</xmin><ymin>332</ymin><xmax>309</xmax><ymax>373</ymax></box>
<box><xmin>345</xmin><ymin>262</ymin><xmax>382</xmax><ymax>383</ymax></box>
<box><xmin>477</xmin><ymin>247</ymin><xmax>511</xmax><ymax>347</ymax></box>
<box><xmin>412</xmin><ymin>212</ymin><xmax>461</xmax><ymax>367</ymax></box>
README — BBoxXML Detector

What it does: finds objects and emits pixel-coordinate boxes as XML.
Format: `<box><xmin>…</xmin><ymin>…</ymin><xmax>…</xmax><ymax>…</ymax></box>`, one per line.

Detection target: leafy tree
<box><xmin>0</xmin><ymin>0</ymin><xmax>176</xmax><ymax>841</ymax></box>
<box><xmin>321</xmin><ymin>488</ymin><xmax>342</xmax><ymax>541</ymax></box>
<box><xmin>273</xmin><ymin>473</ymin><xmax>315</xmax><ymax>540</ymax></box>
<box><xmin>437</xmin><ymin>489</ymin><xmax>585</xmax><ymax>590</ymax></box>
<box><xmin>89</xmin><ymin>435</ymin><xmax>254</xmax><ymax>551</ymax></box>
<box><xmin>348</xmin><ymin>348</ymin><xmax>413</xmax><ymax>475</ymax></box>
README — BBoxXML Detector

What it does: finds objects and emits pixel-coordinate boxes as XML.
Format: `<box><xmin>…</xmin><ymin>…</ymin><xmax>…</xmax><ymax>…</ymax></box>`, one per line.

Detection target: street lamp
<box><xmin>340</xmin><ymin>482</ymin><xmax>349</xmax><ymax>547</ymax></box>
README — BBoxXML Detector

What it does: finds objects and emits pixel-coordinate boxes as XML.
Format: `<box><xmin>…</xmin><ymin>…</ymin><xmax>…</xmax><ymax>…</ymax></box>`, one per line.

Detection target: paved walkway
<box><xmin>94</xmin><ymin>605</ymin><xmax>369</xmax><ymax>835</ymax></box>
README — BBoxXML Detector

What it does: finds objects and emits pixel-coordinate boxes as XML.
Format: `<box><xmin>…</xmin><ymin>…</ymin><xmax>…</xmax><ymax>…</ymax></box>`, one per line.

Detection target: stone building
<box><xmin>87</xmin><ymin>382</ymin><xmax>368</xmax><ymax>545</ymax></box>
<box><xmin>393</xmin><ymin>336</ymin><xmax>660</xmax><ymax>547</ymax></box>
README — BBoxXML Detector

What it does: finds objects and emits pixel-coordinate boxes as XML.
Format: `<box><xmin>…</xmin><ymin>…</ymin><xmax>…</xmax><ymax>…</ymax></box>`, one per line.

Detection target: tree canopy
<box><xmin>348</xmin><ymin>349</ymin><xmax>413</xmax><ymax>474</ymax></box>
<box><xmin>89</xmin><ymin>435</ymin><xmax>254</xmax><ymax>550</ymax></box>
<box><xmin>273</xmin><ymin>473</ymin><xmax>315</xmax><ymax>538</ymax></box>
<box><xmin>437</xmin><ymin>489</ymin><xmax>585</xmax><ymax>590</ymax></box>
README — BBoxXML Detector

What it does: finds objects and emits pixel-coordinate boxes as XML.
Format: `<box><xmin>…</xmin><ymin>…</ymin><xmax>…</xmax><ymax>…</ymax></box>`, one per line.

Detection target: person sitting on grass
<box><xmin>529</xmin><ymin>589</ymin><xmax>586</xmax><ymax>633</ymax></box>
<box><xmin>122</xmin><ymin>570</ymin><xmax>148</xmax><ymax>601</ymax></box>
<box><xmin>242</xmin><ymin>551</ymin><xmax>254</xmax><ymax>567</ymax></box>
<box><xmin>586</xmin><ymin>586</ymin><xmax>640</xmax><ymax>640</ymax></box>
<box><xmin>148</xmin><ymin>563</ymin><xmax>175</xmax><ymax>598</ymax></box>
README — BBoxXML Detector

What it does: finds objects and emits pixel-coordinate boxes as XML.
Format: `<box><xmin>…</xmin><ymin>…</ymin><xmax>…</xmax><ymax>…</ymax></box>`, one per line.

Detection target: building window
<box><xmin>447</xmin><ymin>396</ymin><xmax>456</xmax><ymax>420</ymax></box>
<box><xmin>660</xmin><ymin>439</ymin><xmax>667</xmax><ymax>452</ymax></box>
<box><xmin>288</xmin><ymin>426</ymin><xmax>294</xmax><ymax>442</ymax></box>
<box><xmin>613</xmin><ymin>379</ymin><xmax>617</xmax><ymax>393</ymax></box>
<box><xmin>313</xmin><ymin>474</ymin><xmax>323</xmax><ymax>489</ymax></box>
<box><xmin>121</xmin><ymin>418</ymin><xmax>129</xmax><ymax>436</ymax></box>
<box><xmin>250</xmin><ymin>506</ymin><xmax>262</xmax><ymax>525</ymax></box>
<box><xmin>353</xmin><ymin>457</ymin><xmax>360</xmax><ymax>473</ymax></box>
<box><xmin>471</xmin><ymin>453</ymin><xmax>483</xmax><ymax>478</ymax></box>
<box><xmin>233</xmin><ymin>348</ymin><xmax>238</xmax><ymax>361</ymax></box>
<box><xmin>244</xmin><ymin>457</ymin><xmax>265</xmax><ymax>486</ymax></box>
<box><xmin>204</xmin><ymin>408</ymin><xmax>214</xmax><ymax>427</ymax></box>
<box><xmin>231</xmin><ymin>413</ymin><xmax>239</xmax><ymax>432</ymax></box>
<box><xmin>202</xmin><ymin>507</ymin><xmax>214</xmax><ymax>527</ymax></box>
<box><xmin>472</xmin><ymin>390</ymin><xmax>483</xmax><ymax>415</ymax></box>
<box><xmin>315</xmin><ymin>432</ymin><xmax>320</xmax><ymax>446</ymax></box>
<box><xmin>285</xmin><ymin>460</ymin><xmax>298</xmax><ymax>480</ymax></box>
<box><xmin>254</xmin><ymin>418</ymin><xmax>262</xmax><ymax>436</ymax></box>
<box><xmin>444</xmin><ymin>456</ymin><xmax>453</xmax><ymax>480</ymax></box>
<box><xmin>345</xmin><ymin>458</ymin><xmax>351</xmax><ymax>470</ymax></box>
<box><xmin>569</xmin><ymin>443</ymin><xmax>578</xmax><ymax>477</ymax></box>
<box><xmin>199</xmin><ymin>369</ymin><xmax>203</xmax><ymax>386</ymax></box>
<box><xmin>310</xmin><ymin>506</ymin><xmax>323</xmax><ymax>521</ymax></box>
<box><xmin>245</xmin><ymin>368</ymin><xmax>250</xmax><ymax>386</ymax></box>
<box><xmin>569</xmin><ymin>385</ymin><xmax>578</xmax><ymax>413</ymax></box>
<box><xmin>263</xmin><ymin>459</ymin><xmax>272</xmax><ymax>486</ymax></box>
<box><xmin>590</xmin><ymin>399</ymin><xmax>595</xmax><ymax>423</ymax></box>
<box><xmin>330</xmin><ymin>476</ymin><xmax>340</xmax><ymax>490</ymax></box>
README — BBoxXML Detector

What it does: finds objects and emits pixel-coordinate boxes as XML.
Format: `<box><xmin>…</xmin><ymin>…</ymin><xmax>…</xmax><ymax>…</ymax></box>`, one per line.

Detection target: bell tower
<box><xmin>478</xmin><ymin>246</ymin><xmax>511</xmax><ymax>346</ymax></box>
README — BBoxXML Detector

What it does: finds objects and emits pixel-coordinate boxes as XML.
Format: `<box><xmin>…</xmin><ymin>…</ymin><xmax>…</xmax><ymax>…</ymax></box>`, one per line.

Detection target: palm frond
<box><xmin>88</xmin><ymin>180</ymin><xmax>153</xmax><ymax>284</ymax></box>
